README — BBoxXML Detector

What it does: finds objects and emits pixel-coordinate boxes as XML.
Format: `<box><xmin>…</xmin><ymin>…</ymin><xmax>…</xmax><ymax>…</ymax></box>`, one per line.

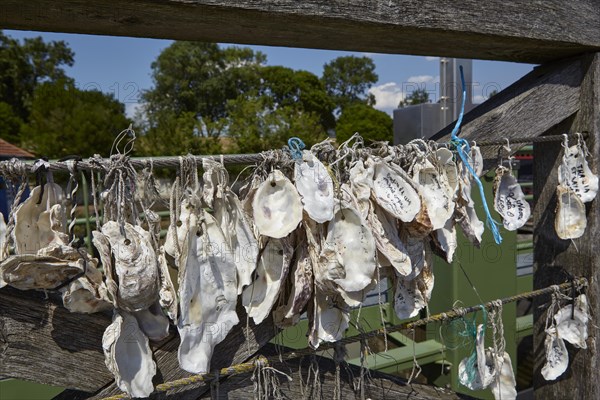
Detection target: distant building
<box><xmin>393</xmin><ymin>58</ymin><xmax>476</xmax><ymax>144</ymax></box>
<box><xmin>0</xmin><ymin>139</ymin><xmax>33</xmax><ymax>221</ymax></box>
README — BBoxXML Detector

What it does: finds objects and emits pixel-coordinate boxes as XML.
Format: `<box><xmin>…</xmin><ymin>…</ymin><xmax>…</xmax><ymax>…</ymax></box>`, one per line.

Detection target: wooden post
<box><xmin>533</xmin><ymin>53</ymin><xmax>600</xmax><ymax>398</ymax></box>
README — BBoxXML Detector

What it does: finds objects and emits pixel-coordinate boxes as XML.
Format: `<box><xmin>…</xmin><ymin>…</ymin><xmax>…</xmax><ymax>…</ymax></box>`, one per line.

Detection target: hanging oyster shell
<box><xmin>435</xmin><ymin>217</ymin><xmax>457</xmax><ymax>263</ymax></box>
<box><xmin>349</xmin><ymin>160</ymin><xmax>374</xmax><ymax>219</ymax></box>
<box><xmin>308</xmin><ymin>289</ymin><xmax>349</xmax><ymax>349</ymax></box>
<box><xmin>273</xmin><ymin>233</ymin><xmax>313</xmax><ymax>328</ymax></box>
<box><xmin>393</xmin><ymin>275</ymin><xmax>425</xmax><ymax>319</ymax></box>
<box><xmin>493</xmin><ymin>167</ymin><xmax>531</xmax><ymax>231</ymax></box>
<box><xmin>458</xmin><ymin>324</ymin><xmax>496</xmax><ymax>390</ymax></box>
<box><xmin>436</xmin><ymin>147</ymin><xmax>459</xmax><ymax>194</ymax></box>
<box><xmin>13</xmin><ymin>183</ymin><xmax>67</xmax><ymax>254</ymax></box>
<box><xmin>61</xmin><ymin>257</ymin><xmax>113</xmax><ymax>314</ymax></box>
<box><xmin>413</xmin><ymin>158</ymin><xmax>455</xmax><ymax>230</ymax></box>
<box><xmin>92</xmin><ymin>221</ymin><xmax>159</xmax><ymax>312</ymax></box>
<box><xmin>372</xmin><ymin>160</ymin><xmax>421</xmax><ymax>223</ymax></box>
<box><xmin>133</xmin><ymin>301</ymin><xmax>171</xmax><ymax>342</ymax></box>
<box><xmin>541</xmin><ymin>326</ymin><xmax>569</xmax><ymax>381</ymax></box>
<box><xmin>321</xmin><ymin>206</ymin><xmax>377</xmax><ymax>292</ymax></box>
<box><xmin>554</xmin><ymin>294</ymin><xmax>589</xmax><ymax>349</ymax></box>
<box><xmin>558</xmin><ymin>142</ymin><xmax>598</xmax><ymax>203</ymax></box>
<box><xmin>555</xmin><ymin>184</ymin><xmax>587</xmax><ymax>240</ymax></box>
<box><xmin>252</xmin><ymin>170</ymin><xmax>302</xmax><ymax>238</ymax></box>
<box><xmin>163</xmin><ymin>198</ymin><xmax>198</xmax><ymax>267</ymax></box>
<box><xmin>178</xmin><ymin>211</ymin><xmax>239</xmax><ymax>374</ymax></box>
<box><xmin>294</xmin><ymin>150</ymin><xmax>334</xmax><ymax>223</ymax></box>
<box><xmin>242</xmin><ymin>236</ymin><xmax>293</xmax><ymax>325</ymax></box>
<box><xmin>470</xmin><ymin>144</ymin><xmax>484</xmax><ymax>177</ymax></box>
<box><xmin>102</xmin><ymin>310</ymin><xmax>156</xmax><ymax>398</ymax></box>
<box><xmin>489</xmin><ymin>352</ymin><xmax>517</xmax><ymax>400</ymax></box>
<box><xmin>0</xmin><ymin>243</ymin><xmax>86</xmax><ymax>290</ymax></box>
<box><xmin>157</xmin><ymin>248</ymin><xmax>178</xmax><ymax>321</ymax></box>
<box><xmin>455</xmin><ymin>162</ymin><xmax>484</xmax><ymax>247</ymax></box>
<box><xmin>0</xmin><ymin>212</ymin><xmax>6</xmax><ymax>263</ymax></box>
<box><xmin>367</xmin><ymin>203</ymin><xmax>411</xmax><ymax>276</ymax></box>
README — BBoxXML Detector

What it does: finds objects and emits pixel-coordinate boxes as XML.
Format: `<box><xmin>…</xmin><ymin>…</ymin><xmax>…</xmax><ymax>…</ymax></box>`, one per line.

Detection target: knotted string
<box><xmin>450</xmin><ymin>66</ymin><xmax>503</xmax><ymax>244</ymax></box>
<box><xmin>461</xmin><ymin>305</ymin><xmax>488</xmax><ymax>385</ymax></box>
<box><xmin>287</xmin><ymin>137</ymin><xmax>305</xmax><ymax>160</ymax></box>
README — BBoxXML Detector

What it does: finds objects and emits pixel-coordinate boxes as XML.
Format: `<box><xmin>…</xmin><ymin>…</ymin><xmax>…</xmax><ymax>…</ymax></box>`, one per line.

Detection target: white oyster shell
<box><xmin>489</xmin><ymin>352</ymin><xmax>517</xmax><ymax>400</ymax></box>
<box><xmin>393</xmin><ymin>275</ymin><xmax>425</xmax><ymax>319</ymax></box>
<box><xmin>308</xmin><ymin>289</ymin><xmax>349</xmax><ymax>349</ymax></box>
<box><xmin>555</xmin><ymin>184</ymin><xmax>587</xmax><ymax>240</ymax></box>
<box><xmin>558</xmin><ymin>143</ymin><xmax>598</xmax><ymax>203</ymax></box>
<box><xmin>163</xmin><ymin>199</ymin><xmax>198</xmax><ymax>267</ymax></box>
<box><xmin>61</xmin><ymin>258</ymin><xmax>113</xmax><ymax>314</ymax></box>
<box><xmin>92</xmin><ymin>221</ymin><xmax>159</xmax><ymax>312</ymax></box>
<box><xmin>242</xmin><ymin>236</ymin><xmax>293</xmax><ymax>325</ymax></box>
<box><xmin>458</xmin><ymin>324</ymin><xmax>495</xmax><ymax>390</ymax></box>
<box><xmin>252</xmin><ymin>170</ymin><xmax>302</xmax><ymax>238</ymax></box>
<box><xmin>541</xmin><ymin>326</ymin><xmax>568</xmax><ymax>381</ymax></box>
<box><xmin>493</xmin><ymin>168</ymin><xmax>531</xmax><ymax>231</ymax></box>
<box><xmin>134</xmin><ymin>301</ymin><xmax>171</xmax><ymax>342</ymax></box>
<box><xmin>294</xmin><ymin>150</ymin><xmax>334</xmax><ymax>223</ymax></box>
<box><xmin>14</xmin><ymin>183</ymin><xmax>67</xmax><ymax>254</ymax></box>
<box><xmin>470</xmin><ymin>145</ymin><xmax>484</xmax><ymax>177</ymax></box>
<box><xmin>102</xmin><ymin>310</ymin><xmax>156</xmax><ymax>398</ymax></box>
<box><xmin>435</xmin><ymin>217</ymin><xmax>457</xmax><ymax>263</ymax></box>
<box><xmin>455</xmin><ymin>161</ymin><xmax>484</xmax><ymax>247</ymax></box>
<box><xmin>349</xmin><ymin>160</ymin><xmax>374</xmax><ymax>219</ymax></box>
<box><xmin>372</xmin><ymin>160</ymin><xmax>421</xmax><ymax>222</ymax></box>
<box><xmin>322</xmin><ymin>206</ymin><xmax>377</xmax><ymax>292</ymax></box>
<box><xmin>414</xmin><ymin>159</ymin><xmax>455</xmax><ymax>230</ymax></box>
<box><xmin>157</xmin><ymin>248</ymin><xmax>178</xmax><ymax>321</ymax></box>
<box><xmin>178</xmin><ymin>211</ymin><xmax>239</xmax><ymax>374</ymax></box>
<box><xmin>367</xmin><ymin>203</ymin><xmax>411</xmax><ymax>276</ymax></box>
<box><xmin>554</xmin><ymin>294</ymin><xmax>589</xmax><ymax>349</ymax></box>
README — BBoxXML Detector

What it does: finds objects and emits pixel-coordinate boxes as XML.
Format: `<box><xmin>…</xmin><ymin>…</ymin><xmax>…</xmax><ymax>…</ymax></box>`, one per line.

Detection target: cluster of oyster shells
<box><xmin>0</xmin><ymin>135</ymin><xmax>595</xmax><ymax>398</ymax></box>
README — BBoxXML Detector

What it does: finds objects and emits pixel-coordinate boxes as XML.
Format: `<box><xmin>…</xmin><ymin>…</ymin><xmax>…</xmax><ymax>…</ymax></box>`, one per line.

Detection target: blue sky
<box><xmin>5</xmin><ymin>30</ymin><xmax>534</xmax><ymax>117</ymax></box>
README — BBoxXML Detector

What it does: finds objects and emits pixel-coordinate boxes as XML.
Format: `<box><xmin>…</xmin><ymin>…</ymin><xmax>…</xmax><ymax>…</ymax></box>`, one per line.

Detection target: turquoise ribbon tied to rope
<box><xmin>287</xmin><ymin>137</ymin><xmax>306</xmax><ymax>160</ymax></box>
<box><xmin>460</xmin><ymin>305</ymin><xmax>488</xmax><ymax>385</ymax></box>
<box><xmin>449</xmin><ymin>66</ymin><xmax>502</xmax><ymax>245</ymax></box>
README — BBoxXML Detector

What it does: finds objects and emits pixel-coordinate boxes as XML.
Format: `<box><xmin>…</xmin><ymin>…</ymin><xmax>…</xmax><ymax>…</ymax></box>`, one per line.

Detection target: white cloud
<box><xmin>425</xmin><ymin>56</ymin><xmax>439</xmax><ymax>62</ymax></box>
<box><xmin>369</xmin><ymin>82</ymin><xmax>405</xmax><ymax>113</ymax></box>
<box><xmin>125</xmin><ymin>102</ymin><xmax>143</xmax><ymax>118</ymax></box>
<box><xmin>473</xmin><ymin>94</ymin><xmax>487</xmax><ymax>104</ymax></box>
<box><xmin>406</xmin><ymin>75</ymin><xmax>439</xmax><ymax>84</ymax></box>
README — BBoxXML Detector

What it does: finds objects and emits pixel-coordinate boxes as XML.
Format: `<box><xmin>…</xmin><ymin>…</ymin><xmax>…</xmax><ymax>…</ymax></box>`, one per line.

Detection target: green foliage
<box><xmin>335</xmin><ymin>103</ymin><xmax>393</xmax><ymax>144</ymax></box>
<box><xmin>226</xmin><ymin>94</ymin><xmax>327</xmax><ymax>154</ymax></box>
<box><xmin>21</xmin><ymin>80</ymin><xmax>130</xmax><ymax>158</ymax></box>
<box><xmin>398</xmin><ymin>87</ymin><xmax>430</xmax><ymax>107</ymax></box>
<box><xmin>0</xmin><ymin>102</ymin><xmax>23</xmax><ymax>144</ymax></box>
<box><xmin>0</xmin><ymin>31</ymin><xmax>74</xmax><ymax>122</ymax></box>
<box><xmin>322</xmin><ymin>56</ymin><xmax>378</xmax><ymax>110</ymax></box>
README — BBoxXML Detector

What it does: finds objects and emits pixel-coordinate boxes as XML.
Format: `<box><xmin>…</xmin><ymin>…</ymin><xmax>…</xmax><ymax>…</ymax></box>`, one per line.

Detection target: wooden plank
<box><xmin>532</xmin><ymin>53</ymin><xmax>600</xmax><ymax>399</ymax></box>
<box><xmin>197</xmin><ymin>345</ymin><xmax>467</xmax><ymax>399</ymax></box>
<box><xmin>431</xmin><ymin>56</ymin><xmax>583</xmax><ymax>169</ymax></box>
<box><xmin>0</xmin><ymin>286</ymin><xmax>278</xmax><ymax>397</ymax></box>
<box><xmin>0</xmin><ymin>1</ymin><xmax>599</xmax><ymax>64</ymax></box>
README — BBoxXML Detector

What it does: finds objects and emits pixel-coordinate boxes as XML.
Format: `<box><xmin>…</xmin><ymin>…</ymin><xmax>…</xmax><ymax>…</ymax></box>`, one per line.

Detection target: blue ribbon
<box><xmin>287</xmin><ymin>137</ymin><xmax>306</xmax><ymax>160</ymax></box>
<box><xmin>450</xmin><ymin>66</ymin><xmax>502</xmax><ymax>245</ymax></box>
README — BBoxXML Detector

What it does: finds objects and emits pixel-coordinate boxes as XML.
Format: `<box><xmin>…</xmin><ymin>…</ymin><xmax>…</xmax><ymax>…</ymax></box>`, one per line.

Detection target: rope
<box><xmin>473</xmin><ymin>132</ymin><xmax>588</xmax><ymax>147</ymax></box>
<box><xmin>100</xmin><ymin>278</ymin><xmax>586</xmax><ymax>399</ymax></box>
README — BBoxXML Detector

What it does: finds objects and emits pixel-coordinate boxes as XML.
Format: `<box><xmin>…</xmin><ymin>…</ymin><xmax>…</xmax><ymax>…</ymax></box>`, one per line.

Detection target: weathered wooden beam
<box><xmin>1</xmin><ymin>1</ymin><xmax>599</xmax><ymax>64</ymax></box>
<box><xmin>0</xmin><ymin>286</ymin><xmax>278</xmax><ymax>397</ymax></box>
<box><xmin>431</xmin><ymin>55</ymin><xmax>584</xmax><ymax>168</ymax></box>
<box><xmin>197</xmin><ymin>345</ymin><xmax>466</xmax><ymax>399</ymax></box>
<box><xmin>532</xmin><ymin>53</ymin><xmax>600</xmax><ymax>399</ymax></box>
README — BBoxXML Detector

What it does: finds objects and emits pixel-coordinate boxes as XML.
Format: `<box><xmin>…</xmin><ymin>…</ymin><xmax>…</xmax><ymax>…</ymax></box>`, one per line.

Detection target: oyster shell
<box><xmin>414</xmin><ymin>159</ymin><xmax>455</xmax><ymax>230</ymax></box>
<box><xmin>252</xmin><ymin>170</ymin><xmax>302</xmax><ymax>238</ymax></box>
<box><xmin>308</xmin><ymin>289</ymin><xmax>349</xmax><ymax>349</ymax></box>
<box><xmin>555</xmin><ymin>184</ymin><xmax>587</xmax><ymax>240</ymax></box>
<box><xmin>14</xmin><ymin>183</ymin><xmax>68</xmax><ymax>254</ymax></box>
<box><xmin>554</xmin><ymin>294</ymin><xmax>589</xmax><ymax>349</ymax></box>
<box><xmin>0</xmin><ymin>244</ymin><xmax>86</xmax><ymax>290</ymax></box>
<box><xmin>134</xmin><ymin>301</ymin><xmax>171</xmax><ymax>342</ymax></box>
<box><xmin>367</xmin><ymin>203</ymin><xmax>411</xmax><ymax>276</ymax></box>
<box><xmin>393</xmin><ymin>275</ymin><xmax>425</xmax><ymax>319</ymax></box>
<box><xmin>157</xmin><ymin>248</ymin><xmax>178</xmax><ymax>321</ymax></box>
<box><xmin>541</xmin><ymin>326</ymin><xmax>568</xmax><ymax>381</ymax></box>
<box><xmin>435</xmin><ymin>217</ymin><xmax>457</xmax><ymax>263</ymax></box>
<box><xmin>163</xmin><ymin>198</ymin><xmax>198</xmax><ymax>267</ymax></box>
<box><xmin>242</xmin><ymin>236</ymin><xmax>293</xmax><ymax>325</ymax></box>
<box><xmin>92</xmin><ymin>221</ymin><xmax>159</xmax><ymax>312</ymax></box>
<box><xmin>178</xmin><ymin>211</ymin><xmax>239</xmax><ymax>374</ymax></box>
<box><xmin>273</xmin><ymin>232</ymin><xmax>313</xmax><ymax>328</ymax></box>
<box><xmin>470</xmin><ymin>144</ymin><xmax>484</xmax><ymax>177</ymax></box>
<box><xmin>0</xmin><ymin>212</ymin><xmax>6</xmax><ymax>263</ymax></box>
<box><xmin>455</xmin><ymin>162</ymin><xmax>484</xmax><ymax>247</ymax></box>
<box><xmin>61</xmin><ymin>257</ymin><xmax>113</xmax><ymax>314</ymax></box>
<box><xmin>294</xmin><ymin>150</ymin><xmax>334</xmax><ymax>223</ymax></box>
<box><xmin>102</xmin><ymin>310</ymin><xmax>156</xmax><ymax>398</ymax></box>
<box><xmin>493</xmin><ymin>167</ymin><xmax>531</xmax><ymax>231</ymax></box>
<box><xmin>349</xmin><ymin>160</ymin><xmax>374</xmax><ymax>219</ymax></box>
<box><xmin>489</xmin><ymin>352</ymin><xmax>517</xmax><ymax>400</ymax></box>
<box><xmin>322</xmin><ymin>206</ymin><xmax>377</xmax><ymax>292</ymax></box>
<box><xmin>372</xmin><ymin>160</ymin><xmax>421</xmax><ymax>222</ymax></box>
<box><xmin>558</xmin><ymin>143</ymin><xmax>598</xmax><ymax>203</ymax></box>
<box><xmin>458</xmin><ymin>324</ymin><xmax>496</xmax><ymax>390</ymax></box>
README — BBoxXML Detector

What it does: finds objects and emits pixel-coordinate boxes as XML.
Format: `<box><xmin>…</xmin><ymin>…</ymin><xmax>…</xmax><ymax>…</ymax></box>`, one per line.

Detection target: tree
<box><xmin>322</xmin><ymin>56</ymin><xmax>378</xmax><ymax>110</ymax></box>
<box><xmin>0</xmin><ymin>102</ymin><xmax>23</xmax><ymax>144</ymax></box>
<box><xmin>398</xmin><ymin>88</ymin><xmax>430</xmax><ymax>107</ymax></box>
<box><xmin>21</xmin><ymin>80</ymin><xmax>130</xmax><ymax>158</ymax></box>
<box><xmin>0</xmin><ymin>31</ymin><xmax>74</xmax><ymax>122</ymax></box>
<box><xmin>335</xmin><ymin>103</ymin><xmax>393</xmax><ymax>144</ymax></box>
